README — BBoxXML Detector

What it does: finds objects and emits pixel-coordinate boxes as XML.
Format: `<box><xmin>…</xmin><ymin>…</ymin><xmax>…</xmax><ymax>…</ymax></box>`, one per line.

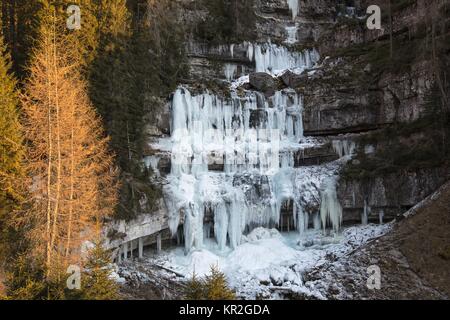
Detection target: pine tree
<box><xmin>88</xmin><ymin>0</ymin><xmax>132</xmax><ymax>167</ymax></box>
<box><xmin>0</xmin><ymin>33</ymin><xmax>24</xmax><ymax>278</ymax></box>
<box><xmin>78</xmin><ymin>241</ymin><xmax>119</xmax><ymax>300</ymax></box>
<box><xmin>20</xmin><ymin>8</ymin><xmax>118</xmax><ymax>283</ymax></box>
<box><xmin>0</xmin><ymin>33</ymin><xmax>22</xmax><ymax>219</ymax></box>
<box><xmin>88</xmin><ymin>0</ymin><xmax>180</xmax><ymax>220</ymax></box>
<box><xmin>184</xmin><ymin>265</ymin><xmax>235</xmax><ymax>300</ymax></box>
<box><xmin>184</xmin><ymin>272</ymin><xmax>206</xmax><ymax>300</ymax></box>
<box><xmin>204</xmin><ymin>265</ymin><xmax>235</xmax><ymax>300</ymax></box>
<box><xmin>0</xmin><ymin>0</ymin><xmax>41</xmax><ymax>76</ymax></box>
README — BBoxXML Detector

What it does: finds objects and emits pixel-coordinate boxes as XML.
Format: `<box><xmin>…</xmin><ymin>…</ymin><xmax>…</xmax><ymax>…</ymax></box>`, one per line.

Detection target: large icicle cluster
<box><xmin>332</xmin><ymin>139</ymin><xmax>356</xmax><ymax>159</ymax></box>
<box><xmin>320</xmin><ymin>177</ymin><xmax>343</xmax><ymax>234</ymax></box>
<box><xmin>169</xmin><ymin>88</ymin><xmax>305</xmax><ymax>176</ymax></box>
<box><xmin>246</xmin><ymin>42</ymin><xmax>319</xmax><ymax>75</ymax></box>
<box><xmin>158</xmin><ymin>41</ymin><xmax>343</xmax><ymax>253</ymax></box>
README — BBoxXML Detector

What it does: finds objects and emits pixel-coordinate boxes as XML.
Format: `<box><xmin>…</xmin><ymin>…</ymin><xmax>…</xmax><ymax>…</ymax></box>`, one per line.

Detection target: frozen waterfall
<box><xmin>249</xmin><ymin>43</ymin><xmax>319</xmax><ymax>75</ymax></box>
<box><xmin>158</xmin><ymin>41</ymin><xmax>344</xmax><ymax>253</ymax></box>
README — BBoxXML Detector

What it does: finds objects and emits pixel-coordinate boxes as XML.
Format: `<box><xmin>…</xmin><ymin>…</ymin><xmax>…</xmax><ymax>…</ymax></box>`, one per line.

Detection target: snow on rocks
<box><xmin>119</xmin><ymin>223</ymin><xmax>392</xmax><ymax>299</ymax></box>
<box><xmin>242</xmin><ymin>227</ymin><xmax>281</xmax><ymax>243</ymax></box>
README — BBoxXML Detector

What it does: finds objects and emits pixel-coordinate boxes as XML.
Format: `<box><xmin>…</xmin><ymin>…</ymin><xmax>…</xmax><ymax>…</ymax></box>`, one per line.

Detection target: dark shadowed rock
<box><xmin>249</xmin><ymin>72</ymin><xmax>276</xmax><ymax>97</ymax></box>
<box><xmin>280</xmin><ymin>70</ymin><xmax>308</xmax><ymax>88</ymax></box>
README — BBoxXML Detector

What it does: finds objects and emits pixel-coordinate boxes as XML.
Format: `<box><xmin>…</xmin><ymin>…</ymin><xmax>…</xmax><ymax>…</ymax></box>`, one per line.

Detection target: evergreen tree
<box><xmin>0</xmin><ymin>0</ymin><xmax>41</xmax><ymax>76</ymax></box>
<box><xmin>204</xmin><ymin>265</ymin><xmax>235</xmax><ymax>300</ymax></box>
<box><xmin>184</xmin><ymin>265</ymin><xmax>235</xmax><ymax>300</ymax></box>
<box><xmin>78</xmin><ymin>242</ymin><xmax>120</xmax><ymax>300</ymax></box>
<box><xmin>89</xmin><ymin>0</ymin><xmax>186</xmax><ymax>220</ymax></box>
<box><xmin>184</xmin><ymin>272</ymin><xmax>205</xmax><ymax>300</ymax></box>
<box><xmin>0</xmin><ymin>33</ymin><xmax>24</xmax><ymax>279</ymax></box>
<box><xmin>4</xmin><ymin>254</ymin><xmax>48</xmax><ymax>300</ymax></box>
<box><xmin>88</xmin><ymin>0</ymin><xmax>134</xmax><ymax>171</ymax></box>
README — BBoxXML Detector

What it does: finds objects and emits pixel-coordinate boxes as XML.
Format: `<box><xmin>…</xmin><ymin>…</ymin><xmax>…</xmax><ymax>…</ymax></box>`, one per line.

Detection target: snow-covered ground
<box><xmin>118</xmin><ymin>223</ymin><xmax>391</xmax><ymax>300</ymax></box>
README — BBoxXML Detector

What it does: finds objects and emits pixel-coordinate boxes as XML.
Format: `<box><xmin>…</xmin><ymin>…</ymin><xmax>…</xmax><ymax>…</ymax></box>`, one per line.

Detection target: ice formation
<box><xmin>379</xmin><ymin>209</ymin><xmax>384</xmax><ymax>225</ymax></box>
<box><xmin>287</xmin><ymin>0</ymin><xmax>299</xmax><ymax>20</ymax></box>
<box><xmin>319</xmin><ymin>177</ymin><xmax>343</xmax><ymax>234</ymax></box>
<box><xmin>155</xmin><ymin>41</ymin><xmax>344</xmax><ymax>254</ymax></box>
<box><xmin>250</xmin><ymin>42</ymin><xmax>319</xmax><ymax>75</ymax></box>
<box><xmin>224</xmin><ymin>63</ymin><xmax>238</xmax><ymax>81</ymax></box>
<box><xmin>165</xmin><ymin>86</ymin><xmax>325</xmax><ymax>252</ymax></box>
<box><xmin>332</xmin><ymin>139</ymin><xmax>356</xmax><ymax>159</ymax></box>
<box><xmin>362</xmin><ymin>200</ymin><xmax>370</xmax><ymax>225</ymax></box>
<box><xmin>285</xmin><ymin>24</ymin><xmax>299</xmax><ymax>44</ymax></box>
<box><xmin>144</xmin><ymin>155</ymin><xmax>161</xmax><ymax>177</ymax></box>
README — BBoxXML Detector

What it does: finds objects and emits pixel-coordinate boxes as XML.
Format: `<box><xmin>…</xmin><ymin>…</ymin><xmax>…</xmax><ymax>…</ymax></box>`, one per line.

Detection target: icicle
<box><xmin>287</xmin><ymin>0</ymin><xmax>299</xmax><ymax>20</ymax></box>
<box><xmin>332</xmin><ymin>139</ymin><xmax>356</xmax><ymax>159</ymax></box>
<box><xmin>379</xmin><ymin>209</ymin><xmax>384</xmax><ymax>225</ymax></box>
<box><xmin>362</xmin><ymin>200</ymin><xmax>370</xmax><ymax>225</ymax></box>
<box><xmin>246</xmin><ymin>42</ymin><xmax>254</xmax><ymax>61</ymax></box>
<box><xmin>227</xmin><ymin>197</ymin><xmax>246</xmax><ymax>249</ymax></box>
<box><xmin>254</xmin><ymin>43</ymin><xmax>319</xmax><ymax>75</ymax></box>
<box><xmin>319</xmin><ymin>177</ymin><xmax>343</xmax><ymax>234</ymax></box>
<box><xmin>183</xmin><ymin>203</ymin><xmax>204</xmax><ymax>254</ymax></box>
<box><xmin>214</xmin><ymin>203</ymin><xmax>229</xmax><ymax>250</ymax></box>
<box><xmin>224</xmin><ymin>64</ymin><xmax>237</xmax><ymax>81</ymax></box>
<box><xmin>285</xmin><ymin>24</ymin><xmax>298</xmax><ymax>44</ymax></box>
<box><xmin>294</xmin><ymin>202</ymin><xmax>308</xmax><ymax>236</ymax></box>
<box><xmin>313</xmin><ymin>213</ymin><xmax>321</xmax><ymax>230</ymax></box>
<box><xmin>144</xmin><ymin>156</ymin><xmax>161</xmax><ymax>177</ymax></box>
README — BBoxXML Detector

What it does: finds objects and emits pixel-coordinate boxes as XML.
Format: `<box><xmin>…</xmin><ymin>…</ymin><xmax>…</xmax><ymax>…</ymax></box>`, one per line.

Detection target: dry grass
<box><xmin>395</xmin><ymin>182</ymin><xmax>450</xmax><ymax>296</ymax></box>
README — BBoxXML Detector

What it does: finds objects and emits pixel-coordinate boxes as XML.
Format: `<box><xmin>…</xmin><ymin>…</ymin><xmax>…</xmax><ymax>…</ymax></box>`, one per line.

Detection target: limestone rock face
<box><xmin>281</xmin><ymin>70</ymin><xmax>308</xmax><ymax>88</ymax></box>
<box><xmin>299</xmin><ymin>57</ymin><xmax>435</xmax><ymax>136</ymax></box>
<box><xmin>337</xmin><ymin>167</ymin><xmax>450</xmax><ymax>223</ymax></box>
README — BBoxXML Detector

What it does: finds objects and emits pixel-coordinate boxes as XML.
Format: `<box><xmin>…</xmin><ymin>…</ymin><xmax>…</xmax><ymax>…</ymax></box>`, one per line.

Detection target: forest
<box><xmin>0</xmin><ymin>0</ymin><xmax>188</xmax><ymax>299</ymax></box>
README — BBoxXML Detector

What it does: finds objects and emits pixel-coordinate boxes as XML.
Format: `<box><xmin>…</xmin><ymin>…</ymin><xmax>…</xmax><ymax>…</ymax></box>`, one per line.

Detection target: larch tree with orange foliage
<box><xmin>20</xmin><ymin>8</ymin><xmax>118</xmax><ymax>283</ymax></box>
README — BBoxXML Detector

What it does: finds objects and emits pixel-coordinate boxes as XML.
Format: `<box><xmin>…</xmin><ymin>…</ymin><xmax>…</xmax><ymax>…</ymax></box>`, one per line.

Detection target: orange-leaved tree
<box><xmin>20</xmin><ymin>6</ymin><xmax>118</xmax><ymax>284</ymax></box>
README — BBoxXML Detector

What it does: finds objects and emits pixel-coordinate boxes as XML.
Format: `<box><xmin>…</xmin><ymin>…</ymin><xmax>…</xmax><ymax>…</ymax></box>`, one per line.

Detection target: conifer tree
<box><xmin>88</xmin><ymin>0</ymin><xmax>134</xmax><ymax>171</ymax></box>
<box><xmin>0</xmin><ymin>33</ymin><xmax>24</xmax><ymax>275</ymax></box>
<box><xmin>79</xmin><ymin>241</ymin><xmax>119</xmax><ymax>300</ymax></box>
<box><xmin>0</xmin><ymin>0</ymin><xmax>41</xmax><ymax>76</ymax></box>
<box><xmin>184</xmin><ymin>272</ymin><xmax>206</xmax><ymax>300</ymax></box>
<box><xmin>204</xmin><ymin>265</ymin><xmax>235</xmax><ymax>300</ymax></box>
<box><xmin>88</xmin><ymin>0</ymin><xmax>173</xmax><ymax>220</ymax></box>
<box><xmin>34</xmin><ymin>0</ymin><xmax>99</xmax><ymax>71</ymax></box>
<box><xmin>184</xmin><ymin>265</ymin><xmax>235</xmax><ymax>300</ymax></box>
<box><xmin>20</xmin><ymin>7</ymin><xmax>118</xmax><ymax>283</ymax></box>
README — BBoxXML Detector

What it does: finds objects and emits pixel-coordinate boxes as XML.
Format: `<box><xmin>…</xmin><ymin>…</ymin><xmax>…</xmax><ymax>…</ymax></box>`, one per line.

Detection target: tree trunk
<box><xmin>9</xmin><ymin>0</ymin><xmax>16</xmax><ymax>59</ymax></box>
<box><xmin>66</xmin><ymin>115</ymin><xmax>75</xmax><ymax>259</ymax></box>
<box><xmin>389</xmin><ymin>0</ymin><xmax>393</xmax><ymax>60</ymax></box>
<box><xmin>45</xmin><ymin>36</ymin><xmax>53</xmax><ymax>279</ymax></box>
<box><xmin>49</xmin><ymin>16</ymin><xmax>62</xmax><ymax>280</ymax></box>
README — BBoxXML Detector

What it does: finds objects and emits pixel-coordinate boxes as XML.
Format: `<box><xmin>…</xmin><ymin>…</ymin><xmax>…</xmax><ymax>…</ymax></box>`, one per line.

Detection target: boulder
<box><xmin>249</xmin><ymin>72</ymin><xmax>276</xmax><ymax>97</ymax></box>
<box><xmin>280</xmin><ymin>70</ymin><xmax>308</xmax><ymax>88</ymax></box>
